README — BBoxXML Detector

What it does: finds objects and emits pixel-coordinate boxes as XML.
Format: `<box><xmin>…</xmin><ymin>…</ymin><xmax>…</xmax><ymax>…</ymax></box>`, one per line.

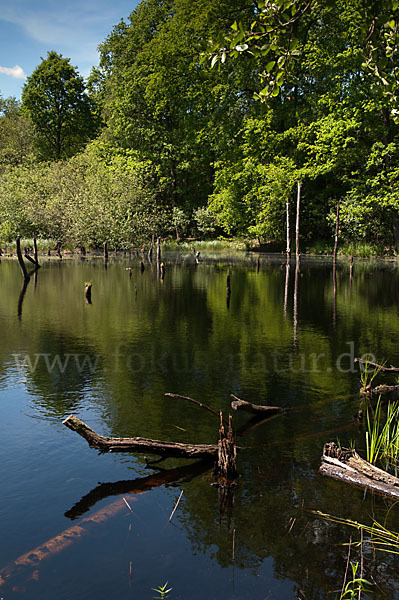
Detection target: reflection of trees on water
<box><xmin>22</xmin><ymin>332</ymin><xmax>101</xmax><ymax>418</ymax></box>
<box><xmin>3</xmin><ymin>259</ymin><xmax>399</xmax><ymax>596</ymax></box>
<box><xmin>177</xmin><ymin>449</ymin><xmax>399</xmax><ymax>598</ymax></box>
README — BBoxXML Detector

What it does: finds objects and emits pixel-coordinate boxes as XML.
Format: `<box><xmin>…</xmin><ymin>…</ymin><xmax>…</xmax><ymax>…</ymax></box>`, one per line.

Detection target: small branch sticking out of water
<box><xmin>168</xmin><ymin>490</ymin><xmax>183</xmax><ymax>523</ymax></box>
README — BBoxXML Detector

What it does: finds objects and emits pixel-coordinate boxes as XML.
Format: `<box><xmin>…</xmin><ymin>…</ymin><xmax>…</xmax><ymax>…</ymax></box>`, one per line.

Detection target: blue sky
<box><xmin>0</xmin><ymin>0</ymin><xmax>139</xmax><ymax>99</ymax></box>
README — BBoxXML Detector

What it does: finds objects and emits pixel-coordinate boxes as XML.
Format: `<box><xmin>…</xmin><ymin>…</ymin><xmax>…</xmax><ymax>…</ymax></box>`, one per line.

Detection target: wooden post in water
<box><xmin>104</xmin><ymin>241</ymin><xmax>108</xmax><ymax>261</ymax></box>
<box><xmin>226</xmin><ymin>274</ymin><xmax>231</xmax><ymax>310</ymax></box>
<box><xmin>85</xmin><ymin>283</ymin><xmax>92</xmax><ymax>304</ymax></box>
<box><xmin>333</xmin><ymin>203</ymin><xmax>340</xmax><ymax>263</ymax></box>
<box><xmin>295</xmin><ymin>182</ymin><xmax>301</xmax><ymax>261</ymax></box>
<box><xmin>16</xmin><ymin>237</ymin><xmax>30</xmax><ymax>282</ymax></box>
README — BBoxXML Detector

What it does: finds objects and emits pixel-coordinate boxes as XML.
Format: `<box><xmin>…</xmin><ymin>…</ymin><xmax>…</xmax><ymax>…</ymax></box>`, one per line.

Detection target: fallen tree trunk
<box><xmin>320</xmin><ymin>441</ymin><xmax>399</xmax><ymax>500</ymax></box>
<box><xmin>63</xmin><ymin>414</ymin><xmax>219</xmax><ymax>459</ymax></box>
<box><xmin>230</xmin><ymin>394</ymin><xmax>284</xmax><ymax>415</ymax></box>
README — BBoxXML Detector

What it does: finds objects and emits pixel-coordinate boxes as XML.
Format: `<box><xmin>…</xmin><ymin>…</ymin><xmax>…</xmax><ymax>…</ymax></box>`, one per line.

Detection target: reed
<box><xmin>366</xmin><ymin>399</ymin><xmax>399</xmax><ymax>466</ymax></box>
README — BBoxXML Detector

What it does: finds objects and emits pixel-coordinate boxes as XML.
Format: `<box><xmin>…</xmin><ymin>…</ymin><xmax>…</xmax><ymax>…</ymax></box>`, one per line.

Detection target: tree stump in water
<box><xmin>214</xmin><ymin>412</ymin><xmax>237</xmax><ymax>483</ymax></box>
<box><xmin>85</xmin><ymin>283</ymin><xmax>92</xmax><ymax>304</ymax></box>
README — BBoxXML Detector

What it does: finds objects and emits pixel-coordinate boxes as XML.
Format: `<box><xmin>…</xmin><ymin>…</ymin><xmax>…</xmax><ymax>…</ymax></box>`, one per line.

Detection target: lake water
<box><xmin>1</xmin><ymin>253</ymin><xmax>399</xmax><ymax>599</ymax></box>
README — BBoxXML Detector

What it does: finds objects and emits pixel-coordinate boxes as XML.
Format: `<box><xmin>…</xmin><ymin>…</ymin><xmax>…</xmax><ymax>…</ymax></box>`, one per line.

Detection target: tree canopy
<box><xmin>0</xmin><ymin>1</ymin><xmax>398</xmax><ymax>252</ymax></box>
<box><xmin>21</xmin><ymin>51</ymin><xmax>98</xmax><ymax>160</ymax></box>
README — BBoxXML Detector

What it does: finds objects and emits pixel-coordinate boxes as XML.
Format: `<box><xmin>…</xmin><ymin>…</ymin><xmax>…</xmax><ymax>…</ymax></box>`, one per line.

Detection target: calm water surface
<box><xmin>1</xmin><ymin>253</ymin><xmax>399</xmax><ymax>599</ymax></box>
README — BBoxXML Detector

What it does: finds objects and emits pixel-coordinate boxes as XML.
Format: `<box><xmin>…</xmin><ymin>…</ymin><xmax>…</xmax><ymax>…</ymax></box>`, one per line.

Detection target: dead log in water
<box><xmin>230</xmin><ymin>394</ymin><xmax>284</xmax><ymax>415</ymax></box>
<box><xmin>320</xmin><ymin>441</ymin><xmax>399</xmax><ymax>500</ymax></box>
<box><xmin>63</xmin><ymin>414</ymin><xmax>219</xmax><ymax>459</ymax></box>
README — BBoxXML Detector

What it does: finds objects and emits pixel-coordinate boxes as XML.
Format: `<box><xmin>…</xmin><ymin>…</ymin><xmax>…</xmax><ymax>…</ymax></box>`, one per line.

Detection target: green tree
<box><xmin>22</xmin><ymin>51</ymin><xmax>98</xmax><ymax>160</ymax></box>
<box><xmin>0</xmin><ymin>96</ymin><xmax>34</xmax><ymax>170</ymax></box>
<box><xmin>95</xmin><ymin>0</ymin><xmax>256</xmax><ymax>211</ymax></box>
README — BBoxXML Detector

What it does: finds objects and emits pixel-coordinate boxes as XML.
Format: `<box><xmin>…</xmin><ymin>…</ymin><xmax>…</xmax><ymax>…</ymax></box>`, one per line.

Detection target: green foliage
<box><xmin>171</xmin><ymin>207</ymin><xmax>190</xmax><ymax>240</ymax></box>
<box><xmin>0</xmin><ymin>144</ymin><xmax>167</xmax><ymax>248</ymax></box>
<box><xmin>0</xmin><ymin>97</ymin><xmax>34</xmax><ymax>170</ymax></box>
<box><xmin>314</xmin><ymin>510</ymin><xmax>399</xmax><ymax>555</ymax></box>
<box><xmin>337</xmin><ymin>561</ymin><xmax>372</xmax><ymax>599</ymax></box>
<box><xmin>152</xmin><ymin>582</ymin><xmax>172</xmax><ymax>599</ymax></box>
<box><xmin>1</xmin><ymin>0</ymin><xmax>399</xmax><ymax>248</ymax></box>
<box><xmin>22</xmin><ymin>51</ymin><xmax>98</xmax><ymax>160</ymax></box>
<box><xmin>366</xmin><ymin>399</ymin><xmax>399</xmax><ymax>466</ymax></box>
<box><xmin>193</xmin><ymin>206</ymin><xmax>216</xmax><ymax>237</ymax></box>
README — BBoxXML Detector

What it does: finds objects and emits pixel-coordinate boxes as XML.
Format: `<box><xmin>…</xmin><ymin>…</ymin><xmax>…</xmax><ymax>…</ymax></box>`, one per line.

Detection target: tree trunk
<box><xmin>16</xmin><ymin>237</ymin><xmax>30</xmax><ymax>281</ymax></box>
<box><xmin>63</xmin><ymin>414</ymin><xmax>219</xmax><ymax>459</ymax></box>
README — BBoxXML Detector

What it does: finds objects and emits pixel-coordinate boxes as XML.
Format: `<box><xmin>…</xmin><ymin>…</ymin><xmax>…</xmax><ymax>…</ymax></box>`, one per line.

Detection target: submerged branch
<box><xmin>230</xmin><ymin>394</ymin><xmax>284</xmax><ymax>415</ymax></box>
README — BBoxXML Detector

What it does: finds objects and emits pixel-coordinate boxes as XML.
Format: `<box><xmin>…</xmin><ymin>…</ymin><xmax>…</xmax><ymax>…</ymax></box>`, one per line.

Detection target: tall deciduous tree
<box><xmin>22</xmin><ymin>51</ymin><xmax>98</xmax><ymax>160</ymax></box>
<box><xmin>0</xmin><ymin>96</ymin><xmax>34</xmax><ymax>170</ymax></box>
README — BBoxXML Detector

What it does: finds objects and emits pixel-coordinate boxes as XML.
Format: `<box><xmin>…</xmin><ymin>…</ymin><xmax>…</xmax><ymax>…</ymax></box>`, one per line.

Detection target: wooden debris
<box><xmin>213</xmin><ymin>412</ymin><xmax>237</xmax><ymax>482</ymax></box>
<box><xmin>355</xmin><ymin>358</ymin><xmax>399</xmax><ymax>373</ymax></box>
<box><xmin>230</xmin><ymin>394</ymin><xmax>284</xmax><ymax>415</ymax></box>
<box><xmin>360</xmin><ymin>384</ymin><xmax>399</xmax><ymax>396</ymax></box>
<box><xmin>320</xmin><ymin>441</ymin><xmax>399</xmax><ymax>500</ymax></box>
<box><xmin>63</xmin><ymin>414</ymin><xmax>219</xmax><ymax>459</ymax></box>
<box><xmin>165</xmin><ymin>392</ymin><xmax>220</xmax><ymax>418</ymax></box>
<box><xmin>168</xmin><ymin>490</ymin><xmax>183</xmax><ymax>523</ymax></box>
<box><xmin>84</xmin><ymin>283</ymin><xmax>92</xmax><ymax>304</ymax></box>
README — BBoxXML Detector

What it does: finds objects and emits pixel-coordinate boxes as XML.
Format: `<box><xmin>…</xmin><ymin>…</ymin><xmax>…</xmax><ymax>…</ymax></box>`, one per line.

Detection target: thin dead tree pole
<box><xmin>333</xmin><ymin>203</ymin><xmax>340</xmax><ymax>263</ymax></box>
<box><xmin>295</xmin><ymin>181</ymin><xmax>301</xmax><ymax>261</ymax></box>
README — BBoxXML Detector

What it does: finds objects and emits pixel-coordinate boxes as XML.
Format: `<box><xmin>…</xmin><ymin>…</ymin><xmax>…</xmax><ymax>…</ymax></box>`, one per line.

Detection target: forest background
<box><xmin>1</xmin><ymin>0</ymin><xmax>398</xmax><ymax>255</ymax></box>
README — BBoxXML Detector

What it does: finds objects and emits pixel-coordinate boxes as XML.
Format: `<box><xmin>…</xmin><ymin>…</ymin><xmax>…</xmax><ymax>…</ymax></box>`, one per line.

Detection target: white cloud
<box><xmin>1</xmin><ymin>1</ymin><xmax>131</xmax><ymax>64</ymax></box>
<box><xmin>0</xmin><ymin>65</ymin><xmax>26</xmax><ymax>79</ymax></box>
